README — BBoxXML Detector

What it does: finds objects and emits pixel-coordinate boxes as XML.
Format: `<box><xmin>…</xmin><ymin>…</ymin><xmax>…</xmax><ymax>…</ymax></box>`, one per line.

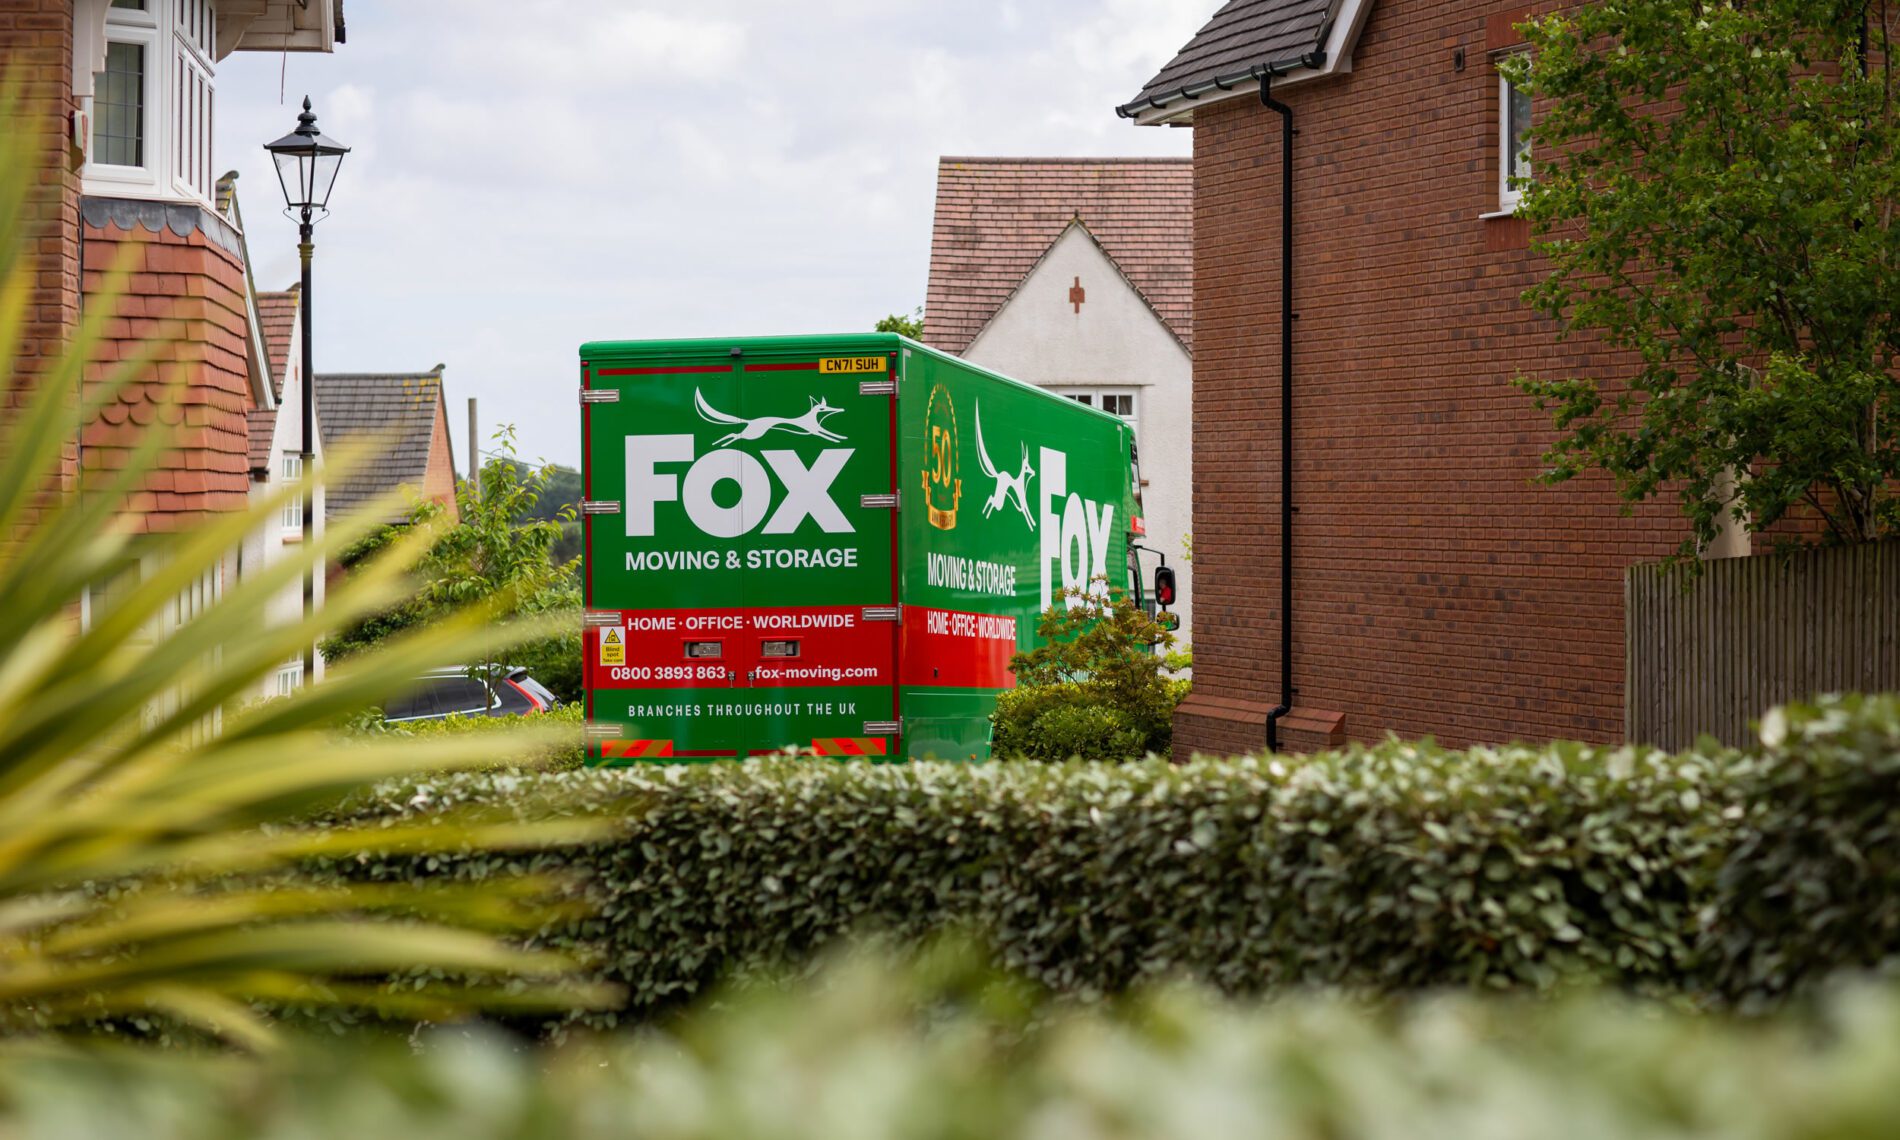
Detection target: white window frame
<box><xmin>85</xmin><ymin>0</ymin><xmax>218</xmax><ymax>207</ymax></box>
<box><xmin>1498</xmin><ymin>56</ymin><xmax>1532</xmax><ymax>214</ymax></box>
<box><xmin>282</xmin><ymin>454</ymin><xmax>303</xmax><ymax>533</ymax></box>
<box><xmin>87</xmin><ymin>5</ymin><xmax>161</xmax><ymax>196</ymax></box>
<box><xmin>274</xmin><ymin>658</ymin><xmax>304</xmax><ymax>696</ymax></box>
<box><xmin>1056</xmin><ymin>387</ymin><xmax>1140</xmax><ymax>435</ymax></box>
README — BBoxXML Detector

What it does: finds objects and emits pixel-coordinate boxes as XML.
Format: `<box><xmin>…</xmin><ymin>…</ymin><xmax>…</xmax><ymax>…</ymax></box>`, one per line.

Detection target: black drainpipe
<box><xmin>1255</xmin><ymin>63</ymin><xmax>1306</xmax><ymax>754</ymax></box>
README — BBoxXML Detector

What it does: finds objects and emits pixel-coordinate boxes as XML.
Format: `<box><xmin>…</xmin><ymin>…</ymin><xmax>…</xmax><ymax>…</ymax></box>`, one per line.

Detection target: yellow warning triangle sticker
<box><xmin>604</xmin><ymin>630</ymin><xmax>622</xmax><ymax>645</ymax></box>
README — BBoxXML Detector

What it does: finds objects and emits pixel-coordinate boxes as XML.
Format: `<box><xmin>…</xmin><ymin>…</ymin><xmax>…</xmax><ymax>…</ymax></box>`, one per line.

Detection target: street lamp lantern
<box><xmin>264</xmin><ymin>97</ymin><xmax>350</xmax><ymax>214</ymax></box>
<box><xmin>264</xmin><ymin>97</ymin><xmax>349</xmax><ymax>688</ymax></box>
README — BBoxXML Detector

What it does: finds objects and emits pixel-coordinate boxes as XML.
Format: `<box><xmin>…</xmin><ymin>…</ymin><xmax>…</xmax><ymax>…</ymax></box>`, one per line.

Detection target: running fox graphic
<box><xmin>694</xmin><ymin>389</ymin><xmax>847</xmax><ymax>448</ymax></box>
<box><xmin>974</xmin><ymin>400</ymin><xmax>1035</xmax><ymax>529</ymax></box>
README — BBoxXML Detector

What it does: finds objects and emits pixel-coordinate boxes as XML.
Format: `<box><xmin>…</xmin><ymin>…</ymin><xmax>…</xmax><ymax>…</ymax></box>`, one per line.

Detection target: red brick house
<box><xmin>3</xmin><ymin>0</ymin><xmax>343</xmax><ymax>643</ymax></box>
<box><xmin>1119</xmin><ymin>0</ymin><xmax>1757</xmax><ymax>756</ymax></box>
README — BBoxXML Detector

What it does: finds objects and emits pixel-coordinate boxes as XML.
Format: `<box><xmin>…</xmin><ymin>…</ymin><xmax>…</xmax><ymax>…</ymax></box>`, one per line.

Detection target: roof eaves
<box><xmin>1117</xmin><ymin>49</ymin><xmax>1327</xmax><ymax>122</ymax></box>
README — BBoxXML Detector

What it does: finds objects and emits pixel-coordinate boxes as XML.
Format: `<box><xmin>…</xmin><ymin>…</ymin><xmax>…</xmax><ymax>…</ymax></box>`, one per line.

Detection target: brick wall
<box><xmin>81</xmin><ymin>215</ymin><xmax>253</xmax><ymax>529</ymax></box>
<box><xmin>1</xmin><ymin>0</ymin><xmax>81</xmax><ymax>514</ymax></box>
<box><xmin>1176</xmin><ymin>0</ymin><xmax>1704</xmax><ymax>757</ymax></box>
<box><xmin>423</xmin><ymin>397</ymin><xmax>460</xmax><ymax>524</ymax></box>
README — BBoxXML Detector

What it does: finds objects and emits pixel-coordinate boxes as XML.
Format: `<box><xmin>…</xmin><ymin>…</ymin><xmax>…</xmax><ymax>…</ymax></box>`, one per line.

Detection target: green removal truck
<box><xmin>578</xmin><ymin>333</ymin><xmax>1159</xmax><ymax>763</ymax></box>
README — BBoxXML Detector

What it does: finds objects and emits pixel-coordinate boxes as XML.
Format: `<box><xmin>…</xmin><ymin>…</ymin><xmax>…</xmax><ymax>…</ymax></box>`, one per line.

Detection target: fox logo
<box><xmin>695</xmin><ymin>389</ymin><xmax>846</xmax><ymax>448</ymax></box>
<box><xmin>973</xmin><ymin>400</ymin><xmax>1035</xmax><ymax>529</ymax></box>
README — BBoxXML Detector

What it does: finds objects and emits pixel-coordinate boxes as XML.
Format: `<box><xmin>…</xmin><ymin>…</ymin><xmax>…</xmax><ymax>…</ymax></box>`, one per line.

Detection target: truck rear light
<box><xmin>685</xmin><ymin>641</ymin><xmax>724</xmax><ymax>659</ymax></box>
<box><xmin>1131</xmin><ymin>516</ymin><xmax>1147</xmax><ymax>536</ymax></box>
<box><xmin>761</xmin><ymin>640</ymin><xmax>801</xmax><ymax>658</ymax></box>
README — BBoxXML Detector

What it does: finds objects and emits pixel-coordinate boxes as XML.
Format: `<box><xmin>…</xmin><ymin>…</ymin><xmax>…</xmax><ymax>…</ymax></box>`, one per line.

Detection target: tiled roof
<box><xmin>922</xmin><ymin>157</ymin><xmax>1194</xmax><ymax>355</ymax></box>
<box><xmin>313</xmin><ymin>369</ymin><xmax>448</xmax><ymax>523</ymax></box>
<box><xmin>246</xmin><ymin>407</ymin><xmax>277</xmax><ymax>473</ymax></box>
<box><xmin>256</xmin><ymin>288</ymin><xmax>298</xmax><ymax>400</ymax></box>
<box><xmin>1120</xmin><ymin>0</ymin><xmax>1334</xmax><ymax>117</ymax></box>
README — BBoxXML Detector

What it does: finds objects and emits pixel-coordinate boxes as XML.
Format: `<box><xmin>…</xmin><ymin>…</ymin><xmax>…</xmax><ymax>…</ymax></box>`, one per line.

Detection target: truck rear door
<box><xmin>728</xmin><ymin>349</ymin><xmax>899</xmax><ymax>758</ymax></box>
<box><xmin>582</xmin><ymin>343</ymin><xmax>900</xmax><ymax>761</ymax></box>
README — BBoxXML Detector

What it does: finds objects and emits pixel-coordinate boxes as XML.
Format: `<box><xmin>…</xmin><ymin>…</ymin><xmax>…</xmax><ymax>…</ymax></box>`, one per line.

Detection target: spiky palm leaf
<box><xmin>0</xmin><ymin>80</ymin><xmax>614</xmax><ymax>1047</ymax></box>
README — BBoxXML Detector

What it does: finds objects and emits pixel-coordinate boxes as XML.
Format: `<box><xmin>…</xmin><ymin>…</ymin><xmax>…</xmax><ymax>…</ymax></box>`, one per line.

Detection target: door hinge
<box><xmin>859</xmin><ymin>379</ymin><xmax>895</xmax><ymax>397</ymax></box>
<box><xmin>860</xmin><ymin>605</ymin><xmax>899</xmax><ymax>623</ymax></box>
<box><xmin>581</xmin><ymin>500</ymin><xmax>621</xmax><ymax>515</ymax></box>
<box><xmin>582</xmin><ymin>611</ymin><xmax>623</xmax><ymax>628</ymax></box>
<box><xmin>862</xmin><ymin>719</ymin><xmax>902</xmax><ymax>736</ymax></box>
<box><xmin>584</xmin><ymin>722</ymin><xmax>624</xmax><ymax>739</ymax></box>
<box><xmin>860</xmin><ymin>492</ymin><xmax>899</xmax><ymax>510</ymax></box>
<box><xmin>580</xmin><ymin>389</ymin><xmax>619</xmax><ymax>404</ymax></box>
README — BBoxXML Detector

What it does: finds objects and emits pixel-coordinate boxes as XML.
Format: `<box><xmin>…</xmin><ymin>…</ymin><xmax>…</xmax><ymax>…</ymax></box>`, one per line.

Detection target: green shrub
<box><xmin>1706</xmin><ymin>694</ymin><xmax>1900</xmax><ymax>1004</ymax></box>
<box><xmin>992</xmin><ymin>590</ymin><xmax>1186</xmax><ymax>760</ymax></box>
<box><xmin>8</xmin><ymin>954</ymin><xmax>1900</xmax><ymax>1137</ymax></box>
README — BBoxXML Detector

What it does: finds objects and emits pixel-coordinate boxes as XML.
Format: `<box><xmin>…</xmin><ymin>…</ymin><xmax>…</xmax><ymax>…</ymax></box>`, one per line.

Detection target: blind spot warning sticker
<box><xmin>600</xmin><ymin>628</ymin><xmax>626</xmax><ymax>666</ymax></box>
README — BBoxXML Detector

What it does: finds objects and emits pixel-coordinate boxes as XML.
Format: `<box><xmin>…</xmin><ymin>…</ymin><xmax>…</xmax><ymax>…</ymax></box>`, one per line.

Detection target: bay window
<box><xmin>85</xmin><ymin>0</ymin><xmax>218</xmax><ymax>206</ymax></box>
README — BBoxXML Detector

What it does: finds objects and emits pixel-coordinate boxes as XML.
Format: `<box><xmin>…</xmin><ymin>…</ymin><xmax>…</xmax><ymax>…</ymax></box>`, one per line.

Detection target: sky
<box><xmin>213</xmin><ymin>0</ymin><xmax>1210</xmax><ymax>470</ymax></box>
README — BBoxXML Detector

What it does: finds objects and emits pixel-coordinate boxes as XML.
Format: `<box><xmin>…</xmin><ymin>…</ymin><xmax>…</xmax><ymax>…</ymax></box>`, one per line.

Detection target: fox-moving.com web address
<box><xmin>753</xmin><ymin>665</ymin><xmax>881</xmax><ymax>683</ymax></box>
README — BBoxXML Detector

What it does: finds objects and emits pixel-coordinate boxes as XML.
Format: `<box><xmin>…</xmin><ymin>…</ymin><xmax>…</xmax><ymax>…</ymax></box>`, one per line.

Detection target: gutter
<box><xmin>1257</xmin><ymin>67</ymin><xmax>1300</xmax><ymax>755</ymax></box>
<box><xmin>1116</xmin><ymin>50</ymin><xmax>1327</xmax><ymax>120</ymax></box>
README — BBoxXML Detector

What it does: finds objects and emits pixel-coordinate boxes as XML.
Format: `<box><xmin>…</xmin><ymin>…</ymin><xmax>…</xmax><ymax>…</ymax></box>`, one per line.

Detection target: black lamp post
<box><xmin>264</xmin><ymin>97</ymin><xmax>349</xmax><ymax>686</ymax></box>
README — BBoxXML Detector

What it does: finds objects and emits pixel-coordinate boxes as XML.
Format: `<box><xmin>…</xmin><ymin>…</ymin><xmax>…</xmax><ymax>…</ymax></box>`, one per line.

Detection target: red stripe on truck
<box><xmin>897</xmin><ymin>605</ymin><xmax>1020</xmax><ymax>690</ymax></box>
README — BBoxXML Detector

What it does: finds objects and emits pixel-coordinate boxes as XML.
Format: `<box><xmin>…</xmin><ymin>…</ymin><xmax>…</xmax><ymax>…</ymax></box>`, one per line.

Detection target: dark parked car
<box><xmin>382</xmin><ymin>666</ymin><xmax>560</xmax><ymax>723</ymax></box>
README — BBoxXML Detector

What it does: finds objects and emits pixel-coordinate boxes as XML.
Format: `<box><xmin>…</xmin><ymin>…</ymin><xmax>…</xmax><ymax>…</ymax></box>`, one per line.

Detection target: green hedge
<box><xmin>351</xmin><ymin>704</ymin><xmax>586</xmax><ymax>771</ymax></box>
<box><xmin>10</xmin><ymin>956</ymin><xmax>1900</xmax><ymax>1137</ymax></box>
<box><xmin>317</xmin><ymin>695</ymin><xmax>1900</xmax><ymax>1023</ymax></box>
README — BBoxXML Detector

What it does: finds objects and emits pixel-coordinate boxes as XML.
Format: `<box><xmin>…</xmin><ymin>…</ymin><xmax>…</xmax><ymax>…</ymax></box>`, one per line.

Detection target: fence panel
<box><xmin>1626</xmin><ymin>541</ymin><xmax>1900</xmax><ymax>750</ymax></box>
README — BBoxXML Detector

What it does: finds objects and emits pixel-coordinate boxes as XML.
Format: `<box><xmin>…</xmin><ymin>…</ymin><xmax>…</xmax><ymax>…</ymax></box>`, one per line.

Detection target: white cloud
<box><xmin>214</xmin><ymin>0</ymin><xmax>1211</xmax><ymax>467</ymax></box>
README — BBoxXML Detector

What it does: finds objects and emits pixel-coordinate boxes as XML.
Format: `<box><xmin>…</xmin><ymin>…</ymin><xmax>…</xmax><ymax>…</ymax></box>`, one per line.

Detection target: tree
<box><xmin>1510</xmin><ymin>0</ymin><xmax>1898</xmax><ymax>558</ymax></box>
<box><xmin>324</xmin><ymin>430</ymin><xmax>583</xmax><ymax>700</ymax></box>
<box><xmin>876</xmin><ymin>308</ymin><xmax>924</xmax><ymax>338</ymax></box>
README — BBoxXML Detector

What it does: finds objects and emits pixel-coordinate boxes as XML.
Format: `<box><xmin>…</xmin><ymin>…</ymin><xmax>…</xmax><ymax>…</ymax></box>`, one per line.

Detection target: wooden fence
<box><xmin>1625</xmin><ymin>540</ymin><xmax>1900</xmax><ymax>750</ymax></box>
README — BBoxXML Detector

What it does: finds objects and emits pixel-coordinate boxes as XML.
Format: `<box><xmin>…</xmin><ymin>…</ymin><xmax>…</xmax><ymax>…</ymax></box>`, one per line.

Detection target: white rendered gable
<box><xmin>964</xmin><ymin>223</ymin><xmax>1187</xmax><ymax>383</ymax></box>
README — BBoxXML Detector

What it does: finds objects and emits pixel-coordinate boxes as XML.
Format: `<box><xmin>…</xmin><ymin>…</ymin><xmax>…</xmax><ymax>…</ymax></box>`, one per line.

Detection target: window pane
<box><xmin>1508</xmin><ymin>79</ymin><xmax>1533</xmax><ymax>183</ymax></box>
<box><xmin>1067</xmin><ymin>393</ymin><xmax>1093</xmax><ymax>406</ymax></box>
<box><xmin>1103</xmin><ymin>394</ymin><xmax>1134</xmax><ymax>418</ymax></box>
<box><xmin>95</xmin><ymin>41</ymin><xmax>145</xmax><ymax>168</ymax></box>
<box><xmin>110</xmin><ymin>0</ymin><xmax>145</xmax><ymax>9</ymax></box>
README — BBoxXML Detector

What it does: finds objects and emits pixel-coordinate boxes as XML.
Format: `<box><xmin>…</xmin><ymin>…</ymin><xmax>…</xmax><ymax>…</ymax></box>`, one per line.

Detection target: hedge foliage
<box><xmin>9</xmin><ymin>953</ymin><xmax>1900</xmax><ymax>1138</ymax></box>
<box><xmin>324</xmin><ymin>694</ymin><xmax>1900</xmax><ymax>1024</ymax></box>
<box><xmin>352</xmin><ymin>704</ymin><xmax>586</xmax><ymax>771</ymax></box>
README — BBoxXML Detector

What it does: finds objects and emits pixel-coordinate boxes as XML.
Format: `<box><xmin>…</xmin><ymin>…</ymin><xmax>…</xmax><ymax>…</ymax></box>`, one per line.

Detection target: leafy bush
<box><xmin>7</xmin><ymin>953</ymin><xmax>1900</xmax><ymax>1137</ymax></box>
<box><xmin>992</xmin><ymin>590</ymin><xmax>1187</xmax><ymax>760</ymax></box>
<box><xmin>1706</xmin><ymin>694</ymin><xmax>1900</xmax><ymax>1004</ymax></box>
